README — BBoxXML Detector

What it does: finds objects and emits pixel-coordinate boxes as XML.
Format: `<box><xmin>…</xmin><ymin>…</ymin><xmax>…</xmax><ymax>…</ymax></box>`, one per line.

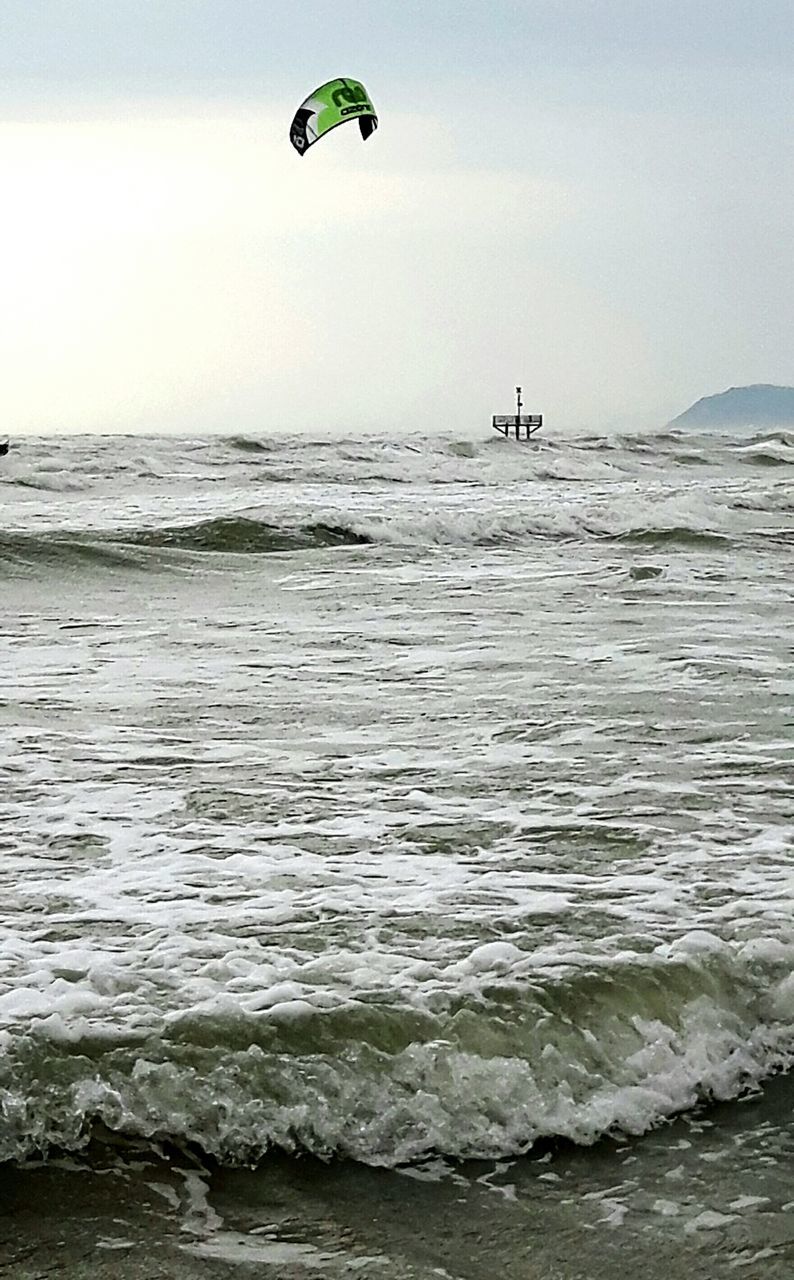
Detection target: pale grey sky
<box><xmin>1</xmin><ymin>0</ymin><xmax>791</xmax><ymax>434</ymax></box>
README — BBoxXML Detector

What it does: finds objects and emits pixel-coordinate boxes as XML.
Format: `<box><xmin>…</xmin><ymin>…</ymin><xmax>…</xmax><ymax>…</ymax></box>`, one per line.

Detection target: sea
<box><xmin>1</xmin><ymin>427</ymin><xmax>792</xmax><ymax>1279</ymax></box>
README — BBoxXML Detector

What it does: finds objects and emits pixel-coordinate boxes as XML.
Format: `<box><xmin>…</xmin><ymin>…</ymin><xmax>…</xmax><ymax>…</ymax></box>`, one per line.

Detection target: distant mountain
<box><xmin>669</xmin><ymin>384</ymin><xmax>794</xmax><ymax>431</ymax></box>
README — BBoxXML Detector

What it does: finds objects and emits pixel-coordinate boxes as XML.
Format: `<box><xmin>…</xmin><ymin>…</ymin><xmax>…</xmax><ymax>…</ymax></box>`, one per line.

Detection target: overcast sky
<box><xmin>1</xmin><ymin>0</ymin><xmax>791</xmax><ymax>434</ymax></box>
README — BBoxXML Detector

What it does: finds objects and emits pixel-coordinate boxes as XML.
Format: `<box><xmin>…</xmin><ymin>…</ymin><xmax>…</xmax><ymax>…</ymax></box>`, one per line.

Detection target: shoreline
<box><xmin>2</xmin><ymin>1073</ymin><xmax>793</xmax><ymax>1279</ymax></box>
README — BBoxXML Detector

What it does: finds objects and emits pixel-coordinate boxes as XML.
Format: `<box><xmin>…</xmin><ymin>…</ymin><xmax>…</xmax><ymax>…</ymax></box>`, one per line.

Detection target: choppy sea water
<box><xmin>1</xmin><ymin>428</ymin><xmax>792</xmax><ymax>1277</ymax></box>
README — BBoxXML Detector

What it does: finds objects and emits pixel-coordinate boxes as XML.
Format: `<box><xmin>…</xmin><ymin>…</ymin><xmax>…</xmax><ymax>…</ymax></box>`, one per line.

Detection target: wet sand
<box><xmin>0</xmin><ymin>1151</ymin><xmax>646</xmax><ymax>1280</ymax></box>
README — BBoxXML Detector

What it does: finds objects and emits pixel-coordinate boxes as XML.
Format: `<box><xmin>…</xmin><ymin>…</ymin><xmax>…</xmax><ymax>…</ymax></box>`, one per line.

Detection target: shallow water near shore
<box><xmin>2</xmin><ymin>428</ymin><xmax>793</xmax><ymax>1274</ymax></box>
<box><xmin>3</xmin><ymin>1072</ymin><xmax>794</xmax><ymax>1277</ymax></box>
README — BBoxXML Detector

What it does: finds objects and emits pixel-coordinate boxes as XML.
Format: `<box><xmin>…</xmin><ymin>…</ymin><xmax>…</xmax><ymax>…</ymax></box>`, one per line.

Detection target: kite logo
<box><xmin>331</xmin><ymin>83</ymin><xmax>369</xmax><ymax>110</ymax></box>
<box><xmin>340</xmin><ymin>104</ymin><xmax>366</xmax><ymax>116</ymax></box>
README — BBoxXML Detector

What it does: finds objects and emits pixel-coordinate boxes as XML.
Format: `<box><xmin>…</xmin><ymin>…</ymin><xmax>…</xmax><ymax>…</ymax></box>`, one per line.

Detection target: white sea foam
<box><xmin>1</xmin><ymin>430</ymin><xmax>792</xmax><ymax>1166</ymax></box>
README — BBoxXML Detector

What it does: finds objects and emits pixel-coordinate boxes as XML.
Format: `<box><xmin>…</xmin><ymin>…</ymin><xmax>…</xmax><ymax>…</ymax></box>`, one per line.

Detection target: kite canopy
<box><xmin>290</xmin><ymin>78</ymin><xmax>378</xmax><ymax>156</ymax></box>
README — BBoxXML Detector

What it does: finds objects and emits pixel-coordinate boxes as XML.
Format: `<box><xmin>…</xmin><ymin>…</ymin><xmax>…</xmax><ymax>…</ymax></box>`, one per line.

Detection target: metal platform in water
<box><xmin>492</xmin><ymin>387</ymin><xmax>542</xmax><ymax>440</ymax></box>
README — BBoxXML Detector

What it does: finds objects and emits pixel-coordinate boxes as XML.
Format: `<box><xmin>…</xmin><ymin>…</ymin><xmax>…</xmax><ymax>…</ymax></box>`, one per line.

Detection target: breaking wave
<box><xmin>0</xmin><ymin>519</ymin><xmax>372</xmax><ymax>574</ymax></box>
<box><xmin>0</xmin><ymin>503</ymin><xmax>758</xmax><ymax>576</ymax></box>
<box><xmin>1</xmin><ymin>933</ymin><xmax>792</xmax><ymax>1167</ymax></box>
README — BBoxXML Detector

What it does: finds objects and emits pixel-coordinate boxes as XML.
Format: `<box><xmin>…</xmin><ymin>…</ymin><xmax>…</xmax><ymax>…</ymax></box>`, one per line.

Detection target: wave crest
<box><xmin>2</xmin><ymin>938</ymin><xmax>791</xmax><ymax>1167</ymax></box>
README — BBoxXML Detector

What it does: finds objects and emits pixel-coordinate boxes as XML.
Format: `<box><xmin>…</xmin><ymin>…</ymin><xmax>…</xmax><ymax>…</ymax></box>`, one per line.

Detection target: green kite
<box><xmin>290</xmin><ymin>78</ymin><xmax>378</xmax><ymax>156</ymax></box>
